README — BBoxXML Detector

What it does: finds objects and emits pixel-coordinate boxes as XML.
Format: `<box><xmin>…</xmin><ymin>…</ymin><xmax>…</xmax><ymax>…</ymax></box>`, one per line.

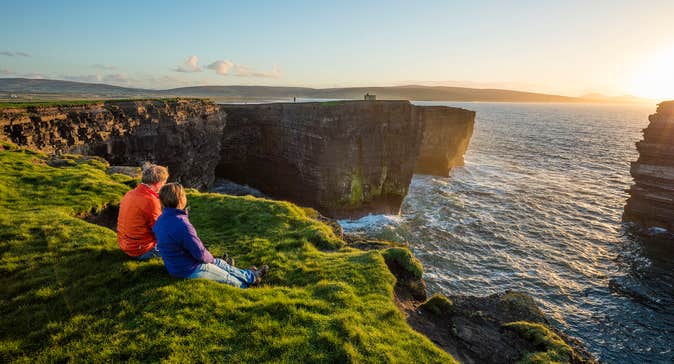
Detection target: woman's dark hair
<box><xmin>159</xmin><ymin>183</ymin><xmax>185</xmax><ymax>208</ymax></box>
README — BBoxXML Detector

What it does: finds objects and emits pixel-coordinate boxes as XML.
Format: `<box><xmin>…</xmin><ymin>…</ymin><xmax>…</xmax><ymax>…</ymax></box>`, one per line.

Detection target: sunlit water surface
<box><xmin>341</xmin><ymin>102</ymin><xmax>674</xmax><ymax>363</ymax></box>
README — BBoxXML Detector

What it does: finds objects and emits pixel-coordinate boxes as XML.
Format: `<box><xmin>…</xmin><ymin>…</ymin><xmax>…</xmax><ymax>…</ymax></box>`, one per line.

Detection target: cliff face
<box><xmin>217</xmin><ymin>101</ymin><xmax>475</xmax><ymax>218</ymax></box>
<box><xmin>0</xmin><ymin>99</ymin><xmax>225</xmax><ymax>189</ymax></box>
<box><xmin>624</xmin><ymin>100</ymin><xmax>674</xmax><ymax>231</ymax></box>
<box><xmin>217</xmin><ymin>101</ymin><xmax>425</xmax><ymax>218</ymax></box>
<box><xmin>414</xmin><ymin>106</ymin><xmax>475</xmax><ymax>176</ymax></box>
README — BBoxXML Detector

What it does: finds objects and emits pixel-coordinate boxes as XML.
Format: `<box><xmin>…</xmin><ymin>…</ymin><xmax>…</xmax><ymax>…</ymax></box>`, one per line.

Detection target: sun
<box><xmin>628</xmin><ymin>47</ymin><xmax>674</xmax><ymax>100</ymax></box>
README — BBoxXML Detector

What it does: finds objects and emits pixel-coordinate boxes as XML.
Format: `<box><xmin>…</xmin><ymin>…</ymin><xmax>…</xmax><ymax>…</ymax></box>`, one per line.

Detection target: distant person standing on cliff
<box><xmin>116</xmin><ymin>164</ymin><xmax>168</xmax><ymax>260</ymax></box>
<box><xmin>153</xmin><ymin>183</ymin><xmax>268</xmax><ymax>288</ymax></box>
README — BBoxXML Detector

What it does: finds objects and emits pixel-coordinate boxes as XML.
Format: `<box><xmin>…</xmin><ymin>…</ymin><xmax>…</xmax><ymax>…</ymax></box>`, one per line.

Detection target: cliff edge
<box><xmin>624</xmin><ymin>100</ymin><xmax>674</xmax><ymax>232</ymax></box>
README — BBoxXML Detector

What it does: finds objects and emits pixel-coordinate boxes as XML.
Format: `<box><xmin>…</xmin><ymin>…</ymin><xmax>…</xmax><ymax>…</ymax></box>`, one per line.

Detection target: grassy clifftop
<box><xmin>0</xmin><ymin>144</ymin><xmax>454</xmax><ymax>362</ymax></box>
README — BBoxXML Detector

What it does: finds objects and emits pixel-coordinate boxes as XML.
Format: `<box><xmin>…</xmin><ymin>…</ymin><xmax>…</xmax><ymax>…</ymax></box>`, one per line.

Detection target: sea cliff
<box><xmin>624</xmin><ymin>100</ymin><xmax>674</xmax><ymax>232</ymax></box>
<box><xmin>0</xmin><ymin>99</ymin><xmax>474</xmax><ymax>218</ymax></box>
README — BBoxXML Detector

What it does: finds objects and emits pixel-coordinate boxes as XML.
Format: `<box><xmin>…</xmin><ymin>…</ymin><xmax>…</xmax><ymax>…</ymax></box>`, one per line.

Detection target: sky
<box><xmin>1</xmin><ymin>0</ymin><xmax>673</xmax><ymax>99</ymax></box>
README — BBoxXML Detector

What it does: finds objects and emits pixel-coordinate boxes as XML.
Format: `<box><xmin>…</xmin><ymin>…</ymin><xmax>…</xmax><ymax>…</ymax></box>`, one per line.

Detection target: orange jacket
<box><xmin>117</xmin><ymin>184</ymin><xmax>161</xmax><ymax>257</ymax></box>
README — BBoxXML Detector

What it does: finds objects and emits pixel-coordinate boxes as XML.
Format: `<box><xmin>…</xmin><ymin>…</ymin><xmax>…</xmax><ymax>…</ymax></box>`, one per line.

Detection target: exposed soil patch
<box><xmin>82</xmin><ymin>204</ymin><xmax>119</xmax><ymax>232</ymax></box>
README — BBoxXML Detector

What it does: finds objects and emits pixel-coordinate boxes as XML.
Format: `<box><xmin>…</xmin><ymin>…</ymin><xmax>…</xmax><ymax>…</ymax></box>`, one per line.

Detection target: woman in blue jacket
<box><xmin>153</xmin><ymin>183</ymin><xmax>268</xmax><ymax>288</ymax></box>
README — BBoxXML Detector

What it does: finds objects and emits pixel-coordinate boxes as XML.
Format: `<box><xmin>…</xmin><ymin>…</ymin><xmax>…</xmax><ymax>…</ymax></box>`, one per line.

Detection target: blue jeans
<box><xmin>135</xmin><ymin>246</ymin><xmax>161</xmax><ymax>261</ymax></box>
<box><xmin>187</xmin><ymin>258</ymin><xmax>256</xmax><ymax>288</ymax></box>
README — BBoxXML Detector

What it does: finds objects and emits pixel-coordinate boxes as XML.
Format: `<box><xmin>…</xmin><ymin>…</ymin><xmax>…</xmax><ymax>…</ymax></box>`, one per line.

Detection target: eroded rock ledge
<box><xmin>0</xmin><ymin>99</ymin><xmax>474</xmax><ymax>218</ymax></box>
<box><xmin>624</xmin><ymin>100</ymin><xmax>674</xmax><ymax>232</ymax></box>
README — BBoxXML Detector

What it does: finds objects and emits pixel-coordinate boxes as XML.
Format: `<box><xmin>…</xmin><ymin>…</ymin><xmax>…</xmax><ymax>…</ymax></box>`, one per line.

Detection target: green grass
<box><xmin>419</xmin><ymin>294</ymin><xmax>454</xmax><ymax>316</ymax></box>
<box><xmin>504</xmin><ymin>321</ymin><xmax>574</xmax><ymax>364</ymax></box>
<box><xmin>381</xmin><ymin>247</ymin><xmax>424</xmax><ymax>280</ymax></box>
<box><xmin>0</xmin><ymin>143</ymin><xmax>455</xmax><ymax>363</ymax></box>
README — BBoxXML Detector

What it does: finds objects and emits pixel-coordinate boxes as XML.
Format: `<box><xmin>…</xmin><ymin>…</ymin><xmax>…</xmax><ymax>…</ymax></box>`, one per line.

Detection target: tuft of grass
<box><xmin>504</xmin><ymin>321</ymin><xmax>573</xmax><ymax>364</ymax></box>
<box><xmin>419</xmin><ymin>293</ymin><xmax>454</xmax><ymax>316</ymax></box>
<box><xmin>0</xmin><ymin>144</ymin><xmax>456</xmax><ymax>363</ymax></box>
<box><xmin>381</xmin><ymin>247</ymin><xmax>424</xmax><ymax>280</ymax></box>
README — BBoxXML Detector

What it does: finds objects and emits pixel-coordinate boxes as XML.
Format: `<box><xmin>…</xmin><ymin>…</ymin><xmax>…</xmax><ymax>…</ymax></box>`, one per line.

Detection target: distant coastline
<box><xmin>0</xmin><ymin>77</ymin><xmax>654</xmax><ymax>104</ymax></box>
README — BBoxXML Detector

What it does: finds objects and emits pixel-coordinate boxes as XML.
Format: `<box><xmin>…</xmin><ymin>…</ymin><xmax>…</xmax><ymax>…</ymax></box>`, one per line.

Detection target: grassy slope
<box><xmin>0</xmin><ymin>144</ymin><xmax>454</xmax><ymax>363</ymax></box>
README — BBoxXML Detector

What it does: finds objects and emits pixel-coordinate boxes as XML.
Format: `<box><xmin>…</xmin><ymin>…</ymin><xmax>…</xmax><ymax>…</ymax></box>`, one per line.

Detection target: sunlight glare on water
<box><xmin>341</xmin><ymin>101</ymin><xmax>674</xmax><ymax>363</ymax></box>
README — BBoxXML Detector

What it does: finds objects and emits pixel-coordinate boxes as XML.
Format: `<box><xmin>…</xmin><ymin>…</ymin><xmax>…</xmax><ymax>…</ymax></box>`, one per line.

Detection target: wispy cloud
<box><xmin>62</xmin><ymin>74</ymin><xmax>103</xmax><ymax>83</ymax></box>
<box><xmin>61</xmin><ymin>73</ymin><xmax>129</xmax><ymax>84</ymax></box>
<box><xmin>172</xmin><ymin>55</ymin><xmax>202</xmax><ymax>73</ymax></box>
<box><xmin>92</xmin><ymin>64</ymin><xmax>116</xmax><ymax>70</ymax></box>
<box><xmin>233</xmin><ymin>64</ymin><xmax>280</xmax><ymax>78</ymax></box>
<box><xmin>103</xmin><ymin>73</ymin><xmax>128</xmax><ymax>83</ymax></box>
<box><xmin>0</xmin><ymin>51</ymin><xmax>31</xmax><ymax>57</ymax></box>
<box><xmin>207</xmin><ymin>60</ymin><xmax>280</xmax><ymax>78</ymax></box>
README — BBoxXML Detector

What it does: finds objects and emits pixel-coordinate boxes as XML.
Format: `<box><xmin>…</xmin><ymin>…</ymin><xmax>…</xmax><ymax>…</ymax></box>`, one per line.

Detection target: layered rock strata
<box><xmin>624</xmin><ymin>100</ymin><xmax>674</xmax><ymax>231</ymax></box>
<box><xmin>0</xmin><ymin>99</ymin><xmax>225</xmax><ymax>189</ymax></box>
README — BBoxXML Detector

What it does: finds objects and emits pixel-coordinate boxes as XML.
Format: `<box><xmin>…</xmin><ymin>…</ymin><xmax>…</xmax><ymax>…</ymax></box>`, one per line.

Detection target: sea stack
<box><xmin>624</xmin><ymin>100</ymin><xmax>674</xmax><ymax>232</ymax></box>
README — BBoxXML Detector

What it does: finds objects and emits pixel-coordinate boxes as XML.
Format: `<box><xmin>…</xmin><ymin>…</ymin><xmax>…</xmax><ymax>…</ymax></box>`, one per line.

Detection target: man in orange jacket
<box><xmin>117</xmin><ymin>164</ymin><xmax>169</xmax><ymax>260</ymax></box>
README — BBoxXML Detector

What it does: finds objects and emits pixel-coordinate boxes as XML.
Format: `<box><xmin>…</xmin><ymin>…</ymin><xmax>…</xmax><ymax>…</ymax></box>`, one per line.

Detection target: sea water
<box><xmin>341</xmin><ymin>102</ymin><xmax>674</xmax><ymax>363</ymax></box>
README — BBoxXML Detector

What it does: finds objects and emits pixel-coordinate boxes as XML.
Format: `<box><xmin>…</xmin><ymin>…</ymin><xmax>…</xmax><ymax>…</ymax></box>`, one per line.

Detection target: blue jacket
<box><xmin>153</xmin><ymin>208</ymin><xmax>214</xmax><ymax>277</ymax></box>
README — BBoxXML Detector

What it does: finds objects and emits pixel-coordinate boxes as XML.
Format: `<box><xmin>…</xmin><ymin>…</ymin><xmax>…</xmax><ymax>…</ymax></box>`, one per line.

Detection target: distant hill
<box><xmin>0</xmin><ymin>78</ymin><xmax>153</xmax><ymax>97</ymax></box>
<box><xmin>0</xmin><ymin>78</ymin><xmax>653</xmax><ymax>103</ymax></box>
<box><xmin>166</xmin><ymin>85</ymin><xmax>583</xmax><ymax>102</ymax></box>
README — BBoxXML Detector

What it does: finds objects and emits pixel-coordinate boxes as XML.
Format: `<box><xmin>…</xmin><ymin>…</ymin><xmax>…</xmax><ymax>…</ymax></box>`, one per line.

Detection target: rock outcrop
<box><xmin>414</xmin><ymin>106</ymin><xmax>475</xmax><ymax>175</ymax></box>
<box><xmin>624</xmin><ymin>101</ymin><xmax>674</xmax><ymax>232</ymax></box>
<box><xmin>217</xmin><ymin>101</ymin><xmax>475</xmax><ymax>218</ymax></box>
<box><xmin>217</xmin><ymin>101</ymin><xmax>424</xmax><ymax>218</ymax></box>
<box><xmin>0</xmin><ymin>99</ymin><xmax>225</xmax><ymax>189</ymax></box>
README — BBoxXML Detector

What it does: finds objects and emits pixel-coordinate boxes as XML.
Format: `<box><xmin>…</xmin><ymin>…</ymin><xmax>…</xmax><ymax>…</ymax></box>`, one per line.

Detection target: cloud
<box><xmin>92</xmin><ymin>64</ymin><xmax>116</xmax><ymax>70</ymax></box>
<box><xmin>0</xmin><ymin>51</ymin><xmax>30</xmax><ymax>57</ymax></box>
<box><xmin>206</xmin><ymin>60</ymin><xmax>234</xmax><ymax>75</ymax></box>
<box><xmin>62</xmin><ymin>74</ymin><xmax>103</xmax><ymax>83</ymax></box>
<box><xmin>173</xmin><ymin>55</ymin><xmax>202</xmax><ymax>73</ymax></box>
<box><xmin>207</xmin><ymin>60</ymin><xmax>280</xmax><ymax>78</ymax></box>
<box><xmin>61</xmin><ymin>73</ymin><xmax>128</xmax><ymax>84</ymax></box>
<box><xmin>1</xmin><ymin>69</ymin><xmax>11</xmax><ymax>75</ymax></box>
<box><xmin>103</xmin><ymin>73</ymin><xmax>128</xmax><ymax>83</ymax></box>
<box><xmin>233</xmin><ymin>64</ymin><xmax>280</xmax><ymax>78</ymax></box>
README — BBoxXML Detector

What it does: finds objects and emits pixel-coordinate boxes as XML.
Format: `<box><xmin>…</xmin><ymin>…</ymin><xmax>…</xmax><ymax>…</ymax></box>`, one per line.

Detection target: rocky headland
<box><xmin>0</xmin><ymin>99</ymin><xmax>474</xmax><ymax>218</ymax></box>
<box><xmin>218</xmin><ymin>101</ymin><xmax>474</xmax><ymax>218</ymax></box>
<box><xmin>624</xmin><ymin>100</ymin><xmax>674</xmax><ymax>232</ymax></box>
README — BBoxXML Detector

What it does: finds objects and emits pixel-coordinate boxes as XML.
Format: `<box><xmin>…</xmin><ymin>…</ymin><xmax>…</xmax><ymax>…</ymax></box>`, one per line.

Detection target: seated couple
<box><xmin>116</xmin><ymin>164</ymin><xmax>268</xmax><ymax>288</ymax></box>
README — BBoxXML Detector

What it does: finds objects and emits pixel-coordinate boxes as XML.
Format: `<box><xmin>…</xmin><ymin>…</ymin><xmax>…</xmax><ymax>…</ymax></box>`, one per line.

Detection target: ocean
<box><xmin>340</xmin><ymin>101</ymin><xmax>674</xmax><ymax>363</ymax></box>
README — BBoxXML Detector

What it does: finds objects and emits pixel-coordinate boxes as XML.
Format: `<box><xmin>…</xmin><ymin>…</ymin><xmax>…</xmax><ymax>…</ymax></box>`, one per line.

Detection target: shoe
<box><xmin>222</xmin><ymin>253</ymin><xmax>235</xmax><ymax>266</ymax></box>
<box><xmin>252</xmin><ymin>265</ymin><xmax>269</xmax><ymax>286</ymax></box>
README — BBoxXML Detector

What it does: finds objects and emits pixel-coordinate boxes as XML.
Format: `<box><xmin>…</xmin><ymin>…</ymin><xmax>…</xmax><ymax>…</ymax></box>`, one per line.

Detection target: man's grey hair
<box><xmin>141</xmin><ymin>164</ymin><xmax>169</xmax><ymax>184</ymax></box>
